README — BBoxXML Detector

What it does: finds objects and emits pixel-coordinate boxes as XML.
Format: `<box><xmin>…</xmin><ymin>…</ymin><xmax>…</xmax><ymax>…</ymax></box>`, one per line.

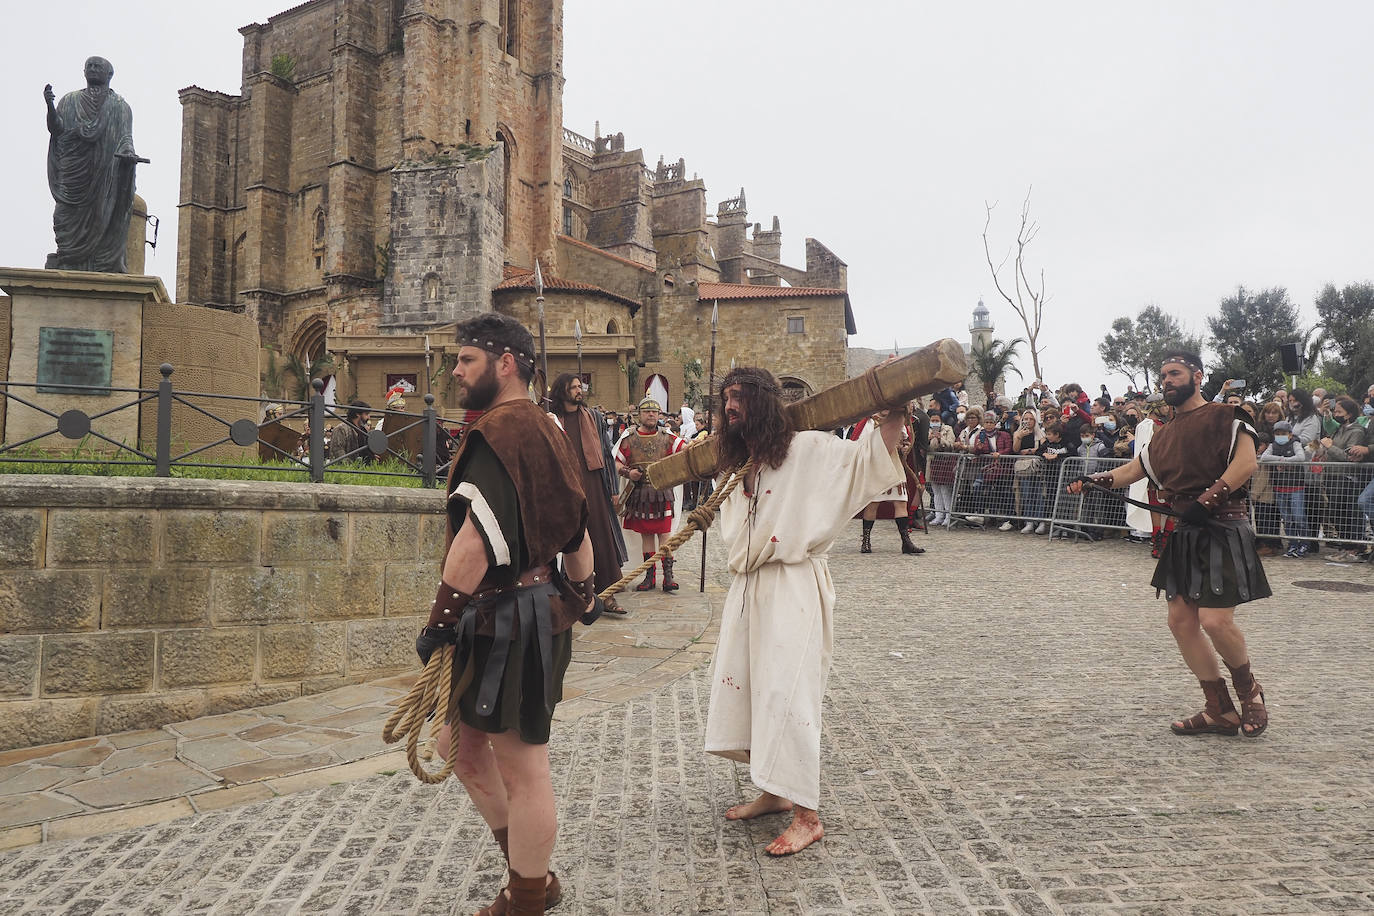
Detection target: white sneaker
<box><xmin>998</xmin><ymin>520</ymin><xmax>1015</xmax><ymax>531</ymax></box>
<box><xmin>1035</xmin><ymin>522</ymin><xmax>1048</xmax><ymax>535</ymax></box>
<box><xmin>1021</xmin><ymin>522</ymin><xmax>1036</xmax><ymax>534</ymax></box>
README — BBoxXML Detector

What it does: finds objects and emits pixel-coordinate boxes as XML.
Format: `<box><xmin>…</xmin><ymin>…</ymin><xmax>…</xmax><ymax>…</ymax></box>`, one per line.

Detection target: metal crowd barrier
<box><xmin>921</xmin><ymin>451</ymin><xmax>1374</xmax><ymax>549</ymax></box>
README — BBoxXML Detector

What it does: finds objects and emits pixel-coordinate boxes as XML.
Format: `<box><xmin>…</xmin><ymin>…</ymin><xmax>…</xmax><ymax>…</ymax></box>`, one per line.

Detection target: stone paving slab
<box><xmin>1</xmin><ymin>527</ymin><xmax>1371</xmax><ymax>914</ymax></box>
<box><xmin>0</xmin><ymin>545</ymin><xmax>719</xmax><ymax>846</ymax></box>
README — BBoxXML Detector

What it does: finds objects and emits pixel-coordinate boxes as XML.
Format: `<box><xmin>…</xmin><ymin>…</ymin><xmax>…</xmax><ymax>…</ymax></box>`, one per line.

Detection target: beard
<box><xmin>457</xmin><ymin>361</ymin><xmax>499</xmax><ymax>410</ymax></box>
<box><xmin>1162</xmin><ymin>377</ymin><xmax>1196</xmax><ymax>407</ymax></box>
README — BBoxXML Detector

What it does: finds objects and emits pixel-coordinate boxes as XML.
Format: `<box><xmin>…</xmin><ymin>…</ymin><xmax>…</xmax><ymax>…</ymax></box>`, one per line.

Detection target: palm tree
<box><xmin>283</xmin><ymin>353</ymin><xmax>335</xmax><ymax>402</ymax></box>
<box><xmin>969</xmin><ymin>337</ymin><xmax>1025</xmax><ymax>403</ymax></box>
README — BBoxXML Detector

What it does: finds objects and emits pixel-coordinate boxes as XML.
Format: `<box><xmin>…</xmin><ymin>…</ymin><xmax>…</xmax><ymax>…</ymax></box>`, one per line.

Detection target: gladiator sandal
<box><xmin>661</xmin><ymin>555</ymin><xmax>679</xmax><ymax>592</ymax></box>
<box><xmin>1226</xmin><ymin>661</ymin><xmax>1268</xmax><ymax>738</ymax></box>
<box><xmin>482</xmin><ymin>829</ymin><xmax>562</xmax><ymax>916</ymax></box>
<box><xmin>601</xmin><ymin>595</ymin><xmax>628</xmax><ymax>616</ymax></box>
<box><xmin>896</xmin><ymin>518</ymin><xmax>924</xmax><ymax>555</ymax></box>
<box><xmin>1170</xmin><ymin>677</ymin><xmax>1239</xmax><ymax>736</ymax></box>
<box><xmin>634</xmin><ymin>552</ymin><xmax>657</xmax><ymax>592</ymax></box>
<box><xmin>860</xmin><ymin>521</ymin><xmax>873</xmax><ymax>554</ymax></box>
<box><xmin>506</xmin><ymin>870</ymin><xmax>551</xmax><ymax>916</ymax></box>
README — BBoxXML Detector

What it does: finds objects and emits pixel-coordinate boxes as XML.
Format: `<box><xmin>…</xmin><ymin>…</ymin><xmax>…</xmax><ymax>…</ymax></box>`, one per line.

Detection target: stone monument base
<box><xmin>1</xmin><ymin>268</ymin><xmax>171</xmax><ymax>453</ymax></box>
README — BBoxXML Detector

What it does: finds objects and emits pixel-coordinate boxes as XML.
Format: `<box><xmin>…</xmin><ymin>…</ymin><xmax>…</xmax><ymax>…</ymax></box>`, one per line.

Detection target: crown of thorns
<box><xmin>720</xmin><ymin>368</ymin><xmax>781</xmax><ymax>395</ymax></box>
<box><xmin>460</xmin><ymin>336</ymin><xmax>534</xmax><ymax>369</ymax></box>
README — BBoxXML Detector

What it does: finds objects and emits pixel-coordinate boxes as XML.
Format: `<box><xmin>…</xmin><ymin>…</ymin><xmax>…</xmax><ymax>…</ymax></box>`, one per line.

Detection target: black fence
<box><xmin>0</xmin><ymin>364</ymin><xmax>454</xmax><ymax>486</ymax></box>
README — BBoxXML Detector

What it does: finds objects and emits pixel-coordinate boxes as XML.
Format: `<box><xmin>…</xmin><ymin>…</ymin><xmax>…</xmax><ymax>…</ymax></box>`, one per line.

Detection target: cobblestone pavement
<box><xmin>2</xmin><ymin>526</ymin><xmax>1372</xmax><ymax>915</ymax></box>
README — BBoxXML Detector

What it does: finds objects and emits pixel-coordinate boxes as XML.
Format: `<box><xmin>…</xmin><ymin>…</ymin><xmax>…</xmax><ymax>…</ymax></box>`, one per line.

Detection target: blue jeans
<box><xmin>1017</xmin><ymin>475</ymin><xmax>1046</xmax><ymax>519</ymax></box>
<box><xmin>1275</xmin><ymin>489</ymin><xmax>1311</xmax><ymax>542</ymax></box>
<box><xmin>1359</xmin><ymin>477</ymin><xmax>1374</xmax><ymax>528</ymax></box>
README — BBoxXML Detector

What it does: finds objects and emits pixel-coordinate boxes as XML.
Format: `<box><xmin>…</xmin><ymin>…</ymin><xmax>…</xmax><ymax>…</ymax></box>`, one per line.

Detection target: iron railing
<box><xmin>0</xmin><ymin>364</ymin><xmax>456</xmax><ymax>487</ymax></box>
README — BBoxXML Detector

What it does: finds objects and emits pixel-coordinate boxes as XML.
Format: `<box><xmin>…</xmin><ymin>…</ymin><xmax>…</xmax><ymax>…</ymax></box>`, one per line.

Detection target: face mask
<box><xmin>1274</xmin><ymin>435</ymin><xmax>1290</xmax><ymax>445</ymax></box>
<box><xmin>1364</xmin><ymin>405</ymin><xmax>1374</xmax><ymax>416</ymax></box>
<box><xmin>1081</xmin><ymin>438</ymin><xmax>1094</xmax><ymax>446</ymax></box>
<box><xmin>1102</xmin><ymin>421</ymin><xmax>1117</xmax><ymax>432</ymax></box>
<box><xmin>930</xmin><ymin>420</ymin><xmax>941</xmax><ymax>428</ymax></box>
<box><xmin>956</xmin><ymin>413</ymin><xmax>966</xmax><ymax>422</ymax></box>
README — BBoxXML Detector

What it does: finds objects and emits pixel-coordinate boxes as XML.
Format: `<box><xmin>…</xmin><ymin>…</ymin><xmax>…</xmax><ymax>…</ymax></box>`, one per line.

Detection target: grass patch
<box><xmin>0</xmin><ymin>443</ymin><xmax>436</xmax><ymax>489</ymax></box>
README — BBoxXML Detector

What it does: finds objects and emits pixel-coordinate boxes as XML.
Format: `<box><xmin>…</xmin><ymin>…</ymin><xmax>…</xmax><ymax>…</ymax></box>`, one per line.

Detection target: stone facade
<box><xmin>177</xmin><ymin>0</ymin><xmax>854</xmax><ymax>414</ymax></box>
<box><xmin>0</xmin><ymin>476</ymin><xmax>443</xmax><ymax>750</ymax></box>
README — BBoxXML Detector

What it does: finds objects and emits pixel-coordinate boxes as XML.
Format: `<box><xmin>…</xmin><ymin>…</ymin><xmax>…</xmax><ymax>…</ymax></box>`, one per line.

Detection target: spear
<box><xmin>699</xmin><ymin>301</ymin><xmax>719</xmax><ymax>593</ymax></box>
<box><xmin>534</xmin><ymin>259</ymin><xmax>549</xmax><ymax>404</ymax></box>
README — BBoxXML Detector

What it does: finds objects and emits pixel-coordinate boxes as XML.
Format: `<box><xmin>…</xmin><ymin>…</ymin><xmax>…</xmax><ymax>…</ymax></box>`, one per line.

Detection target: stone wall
<box><xmin>0</xmin><ymin>295</ymin><xmax>10</xmax><ymax>439</ymax></box>
<box><xmin>0</xmin><ymin>476</ymin><xmax>443</xmax><ymax>751</ymax></box>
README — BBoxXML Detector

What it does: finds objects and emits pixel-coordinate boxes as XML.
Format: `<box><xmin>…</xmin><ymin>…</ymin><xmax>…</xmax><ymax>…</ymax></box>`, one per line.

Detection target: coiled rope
<box><xmin>382</xmin><ymin>460</ymin><xmax>754</xmax><ymax>782</ymax></box>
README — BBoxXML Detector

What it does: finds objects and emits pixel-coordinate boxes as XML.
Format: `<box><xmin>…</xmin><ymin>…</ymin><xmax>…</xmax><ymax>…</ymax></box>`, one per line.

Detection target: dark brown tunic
<box><xmin>556</xmin><ymin>406</ymin><xmax>626</xmax><ymax>592</ymax></box>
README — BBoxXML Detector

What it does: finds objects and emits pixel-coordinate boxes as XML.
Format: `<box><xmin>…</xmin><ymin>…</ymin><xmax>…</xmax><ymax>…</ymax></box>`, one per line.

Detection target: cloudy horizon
<box><xmin>4</xmin><ymin>1</ymin><xmax>1371</xmax><ymax>394</ymax></box>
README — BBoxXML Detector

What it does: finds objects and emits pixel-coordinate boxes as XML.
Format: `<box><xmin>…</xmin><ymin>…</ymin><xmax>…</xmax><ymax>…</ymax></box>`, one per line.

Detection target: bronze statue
<box><xmin>44</xmin><ymin>57</ymin><xmax>148</xmax><ymax>273</ymax></box>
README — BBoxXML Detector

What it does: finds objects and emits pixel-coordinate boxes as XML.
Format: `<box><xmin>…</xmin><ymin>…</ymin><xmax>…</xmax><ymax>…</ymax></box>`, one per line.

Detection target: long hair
<box><xmin>549</xmin><ymin>372</ymin><xmax>580</xmax><ymax>407</ymax></box>
<box><xmin>1289</xmin><ymin>388</ymin><xmax>1315</xmax><ymax>421</ymax></box>
<box><xmin>716</xmin><ymin>367</ymin><xmax>794</xmax><ymax>471</ymax></box>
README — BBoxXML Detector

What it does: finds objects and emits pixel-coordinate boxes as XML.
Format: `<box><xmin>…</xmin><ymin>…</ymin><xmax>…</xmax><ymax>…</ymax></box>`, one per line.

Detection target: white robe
<box><xmin>704</xmin><ymin>428</ymin><xmax>905</xmax><ymax>809</ymax></box>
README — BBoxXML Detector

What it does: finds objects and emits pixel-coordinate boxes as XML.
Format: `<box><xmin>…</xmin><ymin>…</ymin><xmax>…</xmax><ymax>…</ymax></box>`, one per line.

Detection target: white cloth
<box><xmin>680</xmin><ymin>405</ymin><xmax>696</xmax><ymax>441</ymax></box>
<box><xmin>704</xmin><ymin>428</ymin><xmax>905</xmax><ymax>809</ymax></box>
<box><xmin>1126</xmin><ymin>418</ymin><xmax>1157</xmax><ymax>532</ymax></box>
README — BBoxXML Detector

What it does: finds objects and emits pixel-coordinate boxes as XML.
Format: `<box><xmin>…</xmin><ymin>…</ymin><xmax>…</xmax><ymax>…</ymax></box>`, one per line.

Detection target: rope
<box><xmin>383</xmin><ymin>461</ymin><xmax>753</xmax><ymax>783</ymax></box>
<box><xmin>598</xmin><ymin>460</ymin><xmax>753</xmax><ymax>598</ymax></box>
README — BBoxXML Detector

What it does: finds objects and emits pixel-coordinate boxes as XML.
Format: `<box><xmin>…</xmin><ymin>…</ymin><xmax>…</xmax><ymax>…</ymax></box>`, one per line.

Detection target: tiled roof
<box><xmin>495</xmin><ymin>269</ymin><xmax>642</xmax><ymax>315</ymax></box>
<box><xmin>696</xmin><ymin>282</ymin><xmax>846</xmax><ymax>300</ymax></box>
<box><xmin>697</xmin><ymin>282</ymin><xmax>857</xmax><ymax>335</ymax></box>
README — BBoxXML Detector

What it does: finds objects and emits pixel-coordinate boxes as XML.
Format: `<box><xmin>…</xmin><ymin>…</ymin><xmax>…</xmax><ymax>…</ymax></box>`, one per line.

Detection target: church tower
<box><xmin>177</xmin><ymin>0</ymin><xmax>565</xmax><ymax>361</ymax></box>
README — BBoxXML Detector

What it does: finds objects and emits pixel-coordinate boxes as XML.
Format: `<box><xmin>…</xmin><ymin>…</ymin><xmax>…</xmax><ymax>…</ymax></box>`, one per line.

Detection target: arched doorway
<box><xmin>290</xmin><ymin>317</ymin><xmax>331</xmax><ymax>402</ymax></box>
<box><xmin>644</xmin><ymin>373</ymin><xmax>669</xmax><ymax>410</ymax></box>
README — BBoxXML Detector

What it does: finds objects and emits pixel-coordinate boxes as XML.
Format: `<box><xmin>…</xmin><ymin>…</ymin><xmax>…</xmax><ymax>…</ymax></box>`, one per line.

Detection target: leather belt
<box><xmin>472</xmin><ymin>565</ymin><xmax>552</xmax><ymax>602</ymax></box>
<box><xmin>1169</xmin><ymin>500</ymin><xmax>1249</xmax><ymax>522</ymax></box>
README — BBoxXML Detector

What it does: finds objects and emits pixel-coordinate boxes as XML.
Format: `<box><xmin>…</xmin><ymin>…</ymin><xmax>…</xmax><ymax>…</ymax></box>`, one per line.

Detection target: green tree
<box><xmin>1098</xmin><ymin>304</ymin><xmax>1204</xmax><ymax>393</ymax></box>
<box><xmin>1205</xmin><ymin>286</ymin><xmax>1303</xmax><ymax>397</ymax></box>
<box><xmin>1313</xmin><ymin>282</ymin><xmax>1374</xmax><ymax>392</ymax></box>
<box><xmin>969</xmin><ymin>337</ymin><xmax>1024</xmax><ymax>402</ymax></box>
<box><xmin>673</xmin><ymin>347</ymin><xmax>705</xmax><ymax>410</ymax></box>
<box><xmin>283</xmin><ymin>353</ymin><xmax>334</xmax><ymax>402</ymax></box>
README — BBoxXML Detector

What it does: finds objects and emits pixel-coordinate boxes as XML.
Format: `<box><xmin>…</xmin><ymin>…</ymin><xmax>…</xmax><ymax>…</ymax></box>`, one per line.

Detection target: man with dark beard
<box><xmin>703</xmin><ymin>367</ymin><xmax>907</xmax><ymax>856</ymax></box>
<box><xmin>418</xmin><ymin>312</ymin><xmax>598</xmax><ymax>915</ymax></box>
<box><xmin>1069</xmin><ymin>352</ymin><xmax>1271</xmax><ymax>739</ymax></box>
<box><xmin>549</xmin><ymin>372</ymin><xmax>629</xmax><ymax>614</ymax></box>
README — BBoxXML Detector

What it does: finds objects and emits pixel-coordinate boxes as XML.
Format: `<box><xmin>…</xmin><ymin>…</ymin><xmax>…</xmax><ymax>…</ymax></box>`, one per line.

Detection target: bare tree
<box><xmin>982</xmin><ymin>189</ymin><xmax>1048</xmax><ymax>382</ymax></box>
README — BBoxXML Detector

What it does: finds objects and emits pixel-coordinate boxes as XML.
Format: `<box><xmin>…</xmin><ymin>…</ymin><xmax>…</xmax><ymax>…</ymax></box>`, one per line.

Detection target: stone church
<box><xmin>177</xmin><ymin>0</ymin><xmax>855</xmax><ymax>413</ymax></box>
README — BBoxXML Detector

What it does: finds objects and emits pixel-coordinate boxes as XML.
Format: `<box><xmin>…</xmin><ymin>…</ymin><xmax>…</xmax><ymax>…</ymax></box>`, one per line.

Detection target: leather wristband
<box><xmin>569</xmin><ymin>573</ymin><xmax>604</xmax><ymax>626</ymax></box>
<box><xmin>1196</xmin><ymin>479</ymin><xmax>1231</xmax><ymax>513</ymax></box>
<box><xmin>416</xmin><ymin>582</ymin><xmax>472</xmax><ymax>664</ymax></box>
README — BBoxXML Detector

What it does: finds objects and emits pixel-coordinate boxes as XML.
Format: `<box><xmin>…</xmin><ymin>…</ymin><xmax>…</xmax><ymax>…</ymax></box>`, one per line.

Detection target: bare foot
<box><xmin>725</xmin><ymin>791</ymin><xmax>793</xmax><ymax>821</ymax></box>
<box><xmin>765</xmin><ymin>808</ymin><xmax>824</xmax><ymax>856</ymax></box>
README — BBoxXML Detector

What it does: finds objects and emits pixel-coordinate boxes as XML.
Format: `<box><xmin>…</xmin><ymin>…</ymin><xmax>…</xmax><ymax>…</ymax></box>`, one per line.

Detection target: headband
<box><xmin>1161</xmin><ymin>354</ymin><xmax>1202</xmax><ymax>373</ymax></box>
<box><xmin>459</xmin><ymin>336</ymin><xmax>534</xmax><ymax>370</ymax></box>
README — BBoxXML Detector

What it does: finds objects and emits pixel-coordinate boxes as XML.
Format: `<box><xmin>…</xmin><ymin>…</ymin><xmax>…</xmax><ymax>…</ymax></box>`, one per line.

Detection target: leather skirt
<box><xmin>1151</xmin><ymin>516</ymin><xmax>1272</xmax><ymax>607</ymax></box>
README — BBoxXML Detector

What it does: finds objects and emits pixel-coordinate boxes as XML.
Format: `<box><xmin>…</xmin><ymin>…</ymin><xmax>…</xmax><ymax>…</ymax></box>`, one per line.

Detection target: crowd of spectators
<box><xmin>919</xmin><ymin>378</ymin><xmax>1374</xmax><ymax>562</ymax></box>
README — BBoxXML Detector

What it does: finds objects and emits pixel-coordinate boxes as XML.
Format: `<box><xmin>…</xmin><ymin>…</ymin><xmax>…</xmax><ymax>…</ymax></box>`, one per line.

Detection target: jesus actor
<box><xmin>703</xmin><ymin>367</ymin><xmax>907</xmax><ymax>855</ymax></box>
<box><xmin>1069</xmin><ymin>351</ymin><xmax>1271</xmax><ymax>738</ymax></box>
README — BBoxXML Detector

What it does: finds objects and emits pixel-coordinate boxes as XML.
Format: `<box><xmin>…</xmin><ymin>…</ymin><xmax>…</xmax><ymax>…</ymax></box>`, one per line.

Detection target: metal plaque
<box><xmin>37</xmin><ymin>327</ymin><xmax>115</xmax><ymax>396</ymax></box>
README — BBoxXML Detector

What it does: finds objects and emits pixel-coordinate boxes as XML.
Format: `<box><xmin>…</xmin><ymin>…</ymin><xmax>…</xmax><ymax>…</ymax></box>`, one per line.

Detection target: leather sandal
<box><xmin>484</xmin><ymin>829</ymin><xmax>562</xmax><ymax>915</ymax></box>
<box><xmin>601</xmin><ymin>595</ymin><xmax>628</xmax><ymax>616</ymax></box>
<box><xmin>1170</xmin><ymin>677</ymin><xmax>1239</xmax><ymax>736</ymax></box>
<box><xmin>1227</xmin><ymin>661</ymin><xmax>1268</xmax><ymax>738</ymax></box>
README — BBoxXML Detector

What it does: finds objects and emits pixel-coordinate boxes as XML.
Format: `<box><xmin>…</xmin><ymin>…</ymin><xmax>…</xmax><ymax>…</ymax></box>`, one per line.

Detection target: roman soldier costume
<box><xmin>615</xmin><ymin>397</ymin><xmax>686</xmax><ymax>590</ymax></box>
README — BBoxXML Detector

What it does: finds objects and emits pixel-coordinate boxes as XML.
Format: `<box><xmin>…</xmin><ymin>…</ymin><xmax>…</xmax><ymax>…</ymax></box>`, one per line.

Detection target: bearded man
<box><xmin>418</xmin><ymin>313</ymin><xmax>599</xmax><ymax>916</ymax></box>
<box><xmin>704</xmin><ymin>367</ymin><xmax>907</xmax><ymax>856</ymax></box>
<box><xmin>1069</xmin><ymin>351</ymin><xmax>1271</xmax><ymax>739</ymax></box>
<box><xmin>549</xmin><ymin>373</ymin><xmax>629</xmax><ymax>614</ymax></box>
<box><xmin>615</xmin><ymin>397</ymin><xmax>686</xmax><ymax>592</ymax></box>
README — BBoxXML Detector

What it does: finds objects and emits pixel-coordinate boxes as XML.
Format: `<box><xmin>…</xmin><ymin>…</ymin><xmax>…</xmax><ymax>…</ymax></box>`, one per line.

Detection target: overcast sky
<box><xmin>4</xmin><ymin>1</ymin><xmax>1372</xmax><ymax>392</ymax></box>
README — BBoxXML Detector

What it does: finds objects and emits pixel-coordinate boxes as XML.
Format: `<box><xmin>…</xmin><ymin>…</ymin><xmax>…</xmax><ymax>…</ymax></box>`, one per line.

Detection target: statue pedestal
<box><xmin>1</xmin><ymin>268</ymin><xmax>170</xmax><ymax>453</ymax></box>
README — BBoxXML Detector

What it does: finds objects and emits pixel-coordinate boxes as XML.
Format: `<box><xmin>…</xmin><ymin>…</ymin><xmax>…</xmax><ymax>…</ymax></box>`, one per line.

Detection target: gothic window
<box><xmin>500</xmin><ymin>0</ymin><xmax>519</xmax><ymax>58</ymax></box>
<box><xmin>563</xmin><ymin>178</ymin><xmax>572</xmax><ymax>198</ymax></box>
<box><xmin>606</xmin><ymin>319</ymin><xmax>620</xmax><ymax>334</ymax></box>
<box><xmin>562</xmin><ymin>206</ymin><xmax>573</xmax><ymax>237</ymax></box>
<box><xmin>663</xmin><ymin>274</ymin><xmax>675</xmax><ymax>290</ymax></box>
<box><xmin>313</xmin><ymin>210</ymin><xmax>326</xmax><ymax>247</ymax></box>
<box><xmin>423</xmin><ymin>273</ymin><xmax>441</xmax><ymax>301</ymax></box>
<box><xmin>787</xmin><ymin>316</ymin><xmax>805</xmax><ymax>334</ymax></box>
